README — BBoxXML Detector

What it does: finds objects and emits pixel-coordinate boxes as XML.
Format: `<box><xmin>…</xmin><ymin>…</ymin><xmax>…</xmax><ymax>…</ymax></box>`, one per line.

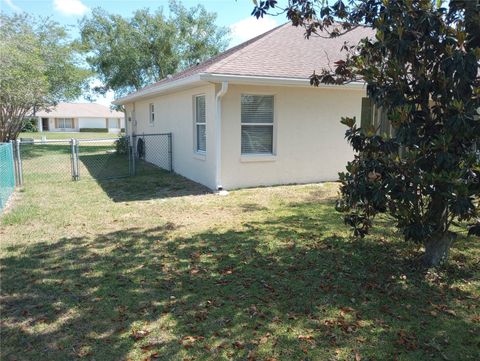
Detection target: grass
<box><xmin>20</xmin><ymin>131</ymin><xmax>121</xmax><ymax>140</ymax></box>
<box><xmin>0</xmin><ymin>155</ymin><xmax>479</xmax><ymax>360</ymax></box>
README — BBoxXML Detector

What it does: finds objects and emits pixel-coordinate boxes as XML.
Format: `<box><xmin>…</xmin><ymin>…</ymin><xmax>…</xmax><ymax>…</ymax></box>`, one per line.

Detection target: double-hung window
<box><xmin>149</xmin><ymin>103</ymin><xmax>155</xmax><ymax>125</ymax></box>
<box><xmin>241</xmin><ymin>95</ymin><xmax>274</xmax><ymax>154</ymax></box>
<box><xmin>195</xmin><ymin>95</ymin><xmax>206</xmax><ymax>152</ymax></box>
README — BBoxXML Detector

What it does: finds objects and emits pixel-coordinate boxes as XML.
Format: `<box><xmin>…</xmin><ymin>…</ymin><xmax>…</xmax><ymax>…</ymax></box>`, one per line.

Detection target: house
<box><xmin>114</xmin><ymin>23</ymin><xmax>372</xmax><ymax>190</ymax></box>
<box><xmin>35</xmin><ymin>103</ymin><xmax>125</xmax><ymax>133</ymax></box>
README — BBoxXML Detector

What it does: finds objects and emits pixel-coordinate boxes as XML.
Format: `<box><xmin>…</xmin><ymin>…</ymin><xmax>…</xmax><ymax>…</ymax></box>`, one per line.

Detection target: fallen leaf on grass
<box><xmin>131</xmin><ymin>329</ymin><xmax>150</xmax><ymax>341</ymax></box>
<box><xmin>247</xmin><ymin>350</ymin><xmax>257</xmax><ymax>361</ymax></box>
<box><xmin>179</xmin><ymin>335</ymin><xmax>204</xmax><ymax>349</ymax></box>
<box><xmin>232</xmin><ymin>341</ymin><xmax>245</xmax><ymax>349</ymax></box>
<box><xmin>298</xmin><ymin>335</ymin><xmax>314</xmax><ymax>343</ymax></box>
<box><xmin>396</xmin><ymin>330</ymin><xmax>418</xmax><ymax>350</ymax></box>
<box><xmin>444</xmin><ymin>309</ymin><xmax>456</xmax><ymax>316</ymax></box>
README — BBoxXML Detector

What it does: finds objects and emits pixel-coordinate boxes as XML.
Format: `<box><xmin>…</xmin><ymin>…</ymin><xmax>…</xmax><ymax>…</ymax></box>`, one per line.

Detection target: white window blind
<box><xmin>109</xmin><ymin>118</ymin><xmax>120</xmax><ymax>128</ymax></box>
<box><xmin>58</xmin><ymin>118</ymin><xmax>74</xmax><ymax>129</ymax></box>
<box><xmin>241</xmin><ymin>95</ymin><xmax>274</xmax><ymax>154</ymax></box>
<box><xmin>195</xmin><ymin>95</ymin><xmax>206</xmax><ymax>152</ymax></box>
<box><xmin>149</xmin><ymin>103</ymin><xmax>155</xmax><ymax>124</ymax></box>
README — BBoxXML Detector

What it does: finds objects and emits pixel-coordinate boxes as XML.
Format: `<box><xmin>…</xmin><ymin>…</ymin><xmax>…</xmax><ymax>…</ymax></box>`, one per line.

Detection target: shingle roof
<box><xmin>36</xmin><ymin>103</ymin><xmax>124</xmax><ymax>118</ymax></box>
<box><xmin>114</xmin><ymin>23</ymin><xmax>373</xmax><ymax>104</ymax></box>
<box><xmin>143</xmin><ymin>22</ymin><xmax>373</xmax><ymax>88</ymax></box>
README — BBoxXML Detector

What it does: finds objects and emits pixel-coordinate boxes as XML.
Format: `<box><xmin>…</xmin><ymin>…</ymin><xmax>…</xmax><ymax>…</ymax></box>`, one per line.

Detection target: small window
<box><xmin>195</xmin><ymin>95</ymin><xmax>206</xmax><ymax>152</ymax></box>
<box><xmin>149</xmin><ymin>103</ymin><xmax>155</xmax><ymax>125</ymax></box>
<box><xmin>241</xmin><ymin>95</ymin><xmax>274</xmax><ymax>154</ymax></box>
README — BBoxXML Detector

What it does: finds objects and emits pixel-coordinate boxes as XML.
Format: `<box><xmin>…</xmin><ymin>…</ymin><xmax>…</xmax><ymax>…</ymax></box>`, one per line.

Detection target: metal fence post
<box><xmin>70</xmin><ymin>138</ymin><xmax>76</xmax><ymax>181</ymax></box>
<box><xmin>10</xmin><ymin>140</ymin><xmax>18</xmax><ymax>186</ymax></box>
<box><xmin>15</xmin><ymin>140</ymin><xmax>23</xmax><ymax>186</ymax></box>
<box><xmin>75</xmin><ymin>139</ymin><xmax>80</xmax><ymax>180</ymax></box>
<box><xmin>130</xmin><ymin>134</ymin><xmax>136</xmax><ymax>176</ymax></box>
<box><xmin>168</xmin><ymin>133</ymin><xmax>173</xmax><ymax>172</ymax></box>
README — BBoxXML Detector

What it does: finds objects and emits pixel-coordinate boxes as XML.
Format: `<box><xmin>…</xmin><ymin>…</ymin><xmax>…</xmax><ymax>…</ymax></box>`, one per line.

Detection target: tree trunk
<box><xmin>423</xmin><ymin>231</ymin><xmax>456</xmax><ymax>267</ymax></box>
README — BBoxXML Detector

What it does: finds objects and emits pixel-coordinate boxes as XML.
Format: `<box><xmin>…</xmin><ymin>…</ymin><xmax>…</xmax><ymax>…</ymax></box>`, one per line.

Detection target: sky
<box><xmin>1</xmin><ymin>0</ymin><xmax>282</xmax><ymax>106</ymax></box>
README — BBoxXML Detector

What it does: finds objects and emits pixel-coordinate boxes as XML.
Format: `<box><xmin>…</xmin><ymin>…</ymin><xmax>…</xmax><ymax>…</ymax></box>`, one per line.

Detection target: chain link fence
<box><xmin>0</xmin><ymin>143</ymin><xmax>15</xmax><ymax>211</ymax></box>
<box><xmin>77</xmin><ymin>138</ymin><xmax>131</xmax><ymax>180</ymax></box>
<box><xmin>132</xmin><ymin>133</ymin><xmax>173</xmax><ymax>174</ymax></box>
<box><xmin>8</xmin><ymin>133</ymin><xmax>173</xmax><ymax>187</ymax></box>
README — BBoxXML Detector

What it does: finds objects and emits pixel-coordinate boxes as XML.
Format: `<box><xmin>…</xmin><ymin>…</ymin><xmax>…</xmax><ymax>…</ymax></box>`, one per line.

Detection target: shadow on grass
<box><xmin>84</xmin><ymin>161</ymin><xmax>210</xmax><ymax>202</ymax></box>
<box><xmin>1</xmin><ymin>202</ymin><xmax>478</xmax><ymax>360</ymax></box>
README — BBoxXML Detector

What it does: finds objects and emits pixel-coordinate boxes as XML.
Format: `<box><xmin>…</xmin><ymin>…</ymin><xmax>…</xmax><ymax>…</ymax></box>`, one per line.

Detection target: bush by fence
<box><xmin>0</xmin><ymin>143</ymin><xmax>15</xmax><ymax>211</ymax></box>
<box><xmin>21</xmin><ymin>118</ymin><xmax>38</xmax><ymax>133</ymax></box>
<box><xmin>79</xmin><ymin>128</ymin><xmax>109</xmax><ymax>133</ymax></box>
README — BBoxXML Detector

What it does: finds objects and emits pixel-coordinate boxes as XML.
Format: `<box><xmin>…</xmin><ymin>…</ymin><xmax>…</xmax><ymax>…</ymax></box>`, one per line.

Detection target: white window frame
<box><xmin>240</xmin><ymin>94</ymin><xmax>275</xmax><ymax>156</ymax></box>
<box><xmin>194</xmin><ymin>94</ymin><xmax>206</xmax><ymax>154</ymax></box>
<box><xmin>149</xmin><ymin>103</ymin><xmax>155</xmax><ymax>126</ymax></box>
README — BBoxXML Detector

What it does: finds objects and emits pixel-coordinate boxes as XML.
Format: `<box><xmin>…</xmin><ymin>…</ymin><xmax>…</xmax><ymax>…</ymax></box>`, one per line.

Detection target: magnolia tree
<box><xmin>0</xmin><ymin>14</ymin><xmax>90</xmax><ymax>142</ymax></box>
<box><xmin>253</xmin><ymin>0</ymin><xmax>480</xmax><ymax>266</ymax></box>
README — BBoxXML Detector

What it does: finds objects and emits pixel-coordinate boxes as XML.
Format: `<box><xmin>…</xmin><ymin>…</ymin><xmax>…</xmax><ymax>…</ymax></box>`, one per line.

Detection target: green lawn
<box><xmin>20</xmin><ymin>131</ymin><xmax>121</xmax><ymax>140</ymax></box>
<box><xmin>0</xmin><ymin>163</ymin><xmax>478</xmax><ymax>360</ymax></box>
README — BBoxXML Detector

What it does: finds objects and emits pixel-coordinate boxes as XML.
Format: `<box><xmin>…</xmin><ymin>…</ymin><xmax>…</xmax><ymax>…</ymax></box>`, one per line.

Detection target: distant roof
<box><xmin>36</xmin><ymin>103</ymin><xmax>123</xmax><ymax>118</ymax></box>
<box><xmin>115</xmin><ymin>23</ymin><xmax>372</xmax><ymax>104</ymax></box>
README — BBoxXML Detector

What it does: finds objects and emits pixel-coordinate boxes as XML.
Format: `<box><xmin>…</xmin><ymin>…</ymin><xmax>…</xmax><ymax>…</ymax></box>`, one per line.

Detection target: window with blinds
<box><xmin>57</xmin><ymin>118</ymin><xmax>74</xmax><ymax>129</ymax></box>
<box><xmin>241</xmin><ymin>95</ymin><xmax>274</xmax><ymax>154</ymax></box>
<box><xmin>149</xmin><ymin>103</ymin><xmax>155</xmax><ymax>125</ymax></box>
<box><xmin>195</xmin><ymin>95</ymin><xmax>206</xmax><ymax>152</ymax></box>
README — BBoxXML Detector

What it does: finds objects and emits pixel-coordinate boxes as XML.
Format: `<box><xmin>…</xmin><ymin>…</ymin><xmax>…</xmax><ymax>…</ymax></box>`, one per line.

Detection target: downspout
<box><xmin>215</xmin><ymin>81</ymin><xmax>228</xmax><ymax>191</ymax></box>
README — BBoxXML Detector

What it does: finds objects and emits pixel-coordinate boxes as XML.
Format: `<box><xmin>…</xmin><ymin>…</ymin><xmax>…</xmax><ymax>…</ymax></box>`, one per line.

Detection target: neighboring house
<box><xmin>35</xmin><ymin>103</ymin><xmax>125</xmax><ymax>133</ymax></box>
<box><xmin>114</xmin><ymin>24</ymin><xmax>372</xmax><ymax>190</ymax></box>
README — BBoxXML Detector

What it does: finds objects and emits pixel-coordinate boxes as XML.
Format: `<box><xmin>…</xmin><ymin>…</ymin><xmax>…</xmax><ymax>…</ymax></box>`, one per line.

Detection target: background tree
<box><xmin>0</xmin><ymin>13</ymin><xmax>90</xmax><ymax>142</ymax></box>
<box><xmin>252</xmin><ymin>0</ymin><xmax>479</xmax><ymax>266</ymax></box>
<box><xmin>80</xmin><ymin>0</ymin><xmax>230</xmax><ymax>98</ymax></box>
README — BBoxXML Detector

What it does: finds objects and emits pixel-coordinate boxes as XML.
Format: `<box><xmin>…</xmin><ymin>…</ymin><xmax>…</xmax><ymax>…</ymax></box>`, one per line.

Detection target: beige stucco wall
<box><xmin>220</xmin><ymin>84</ymin><xmax>364</xmax><ymax>189</ymax></box>
<box><xmin>125</xmin><ymin>84</ymin><xmax>217</xmax><ymax>188</ymax></box>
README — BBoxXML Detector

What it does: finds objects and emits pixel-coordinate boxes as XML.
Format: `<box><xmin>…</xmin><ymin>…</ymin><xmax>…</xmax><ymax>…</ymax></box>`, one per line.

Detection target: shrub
<box><xmin>79</xmin><ymin>128</ymin><xmax>108</xmax><ymax>133</ymax></box>
<box><xmin>115</xmin><ymin>136</ymin><xmax>129</xmax><ymax>155</ymax></box>
<box><xmin>21</xmin><ymin>118</ymin><xmax>38</xmax><ymax>132</ymax></box>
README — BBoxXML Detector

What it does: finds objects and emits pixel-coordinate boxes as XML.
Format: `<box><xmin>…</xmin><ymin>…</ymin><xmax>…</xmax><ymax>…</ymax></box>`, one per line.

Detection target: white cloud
<box><xmin>230</xmin><ymin>16</ymin><xmax>279</xmax><ymax>47</ymax></box>
<box><xmin>4</xmin><ymin>0</ymin><xmax>22</xmax><ymax>12</ymax></box>
<box><xmin>53</xmin><ymin>0</ymin><xmax>89</xmax><ymax>16</ymax></box>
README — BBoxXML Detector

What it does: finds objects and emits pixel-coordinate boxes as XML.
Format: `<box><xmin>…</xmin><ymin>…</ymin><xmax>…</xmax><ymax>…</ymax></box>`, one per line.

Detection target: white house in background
<box><xmin>114</xmin><ymin>23</ymin><xmax>372</xmax><ymax>190</ymax></box>
<box><xmin>35</xmin><ymin>103</ymin><xmax>125</xmax><ymax>133</ymax></box>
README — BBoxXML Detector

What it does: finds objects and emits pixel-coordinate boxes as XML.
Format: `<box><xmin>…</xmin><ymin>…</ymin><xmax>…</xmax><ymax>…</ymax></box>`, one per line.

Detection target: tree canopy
<box><xmin>79</xmin><ymin>0</ymin><xmax>230</xmax><ymax>98</ymax></box>
<box><xmin>0</xmin><ymin>13</ymin><xmax>90</xmax><ymax>141</ymax></box>
<box><xmin>252</xmin><ymin>0</ymin><xmax>480</xmax><ymax>266</ymax></box>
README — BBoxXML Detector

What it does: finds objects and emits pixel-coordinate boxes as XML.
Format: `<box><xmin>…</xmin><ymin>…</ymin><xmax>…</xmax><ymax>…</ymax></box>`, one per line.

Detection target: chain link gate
<box><xmin>13</xmin><ymin>133</ymin><xmax>172</xmax><ymax>185</ymax></box>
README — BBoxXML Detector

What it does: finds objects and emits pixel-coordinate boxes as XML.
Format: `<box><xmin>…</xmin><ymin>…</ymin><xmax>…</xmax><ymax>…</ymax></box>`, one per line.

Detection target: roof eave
<box><xmin>200</xmin><ymin>73</ymin><xmax>366</xmax><ymax>89</ymax></box>
<box><xmin>113</xmin><ymin>72</ymin><xmax>366</xmax><ymax>105</ymax></box>
<box><xmin>112</xmin><ymin>74</ymin><xmax>206</xmax><ymax>105</ymax></box>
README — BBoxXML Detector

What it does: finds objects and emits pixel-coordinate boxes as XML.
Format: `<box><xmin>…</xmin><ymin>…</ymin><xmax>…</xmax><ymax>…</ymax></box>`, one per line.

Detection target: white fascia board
<box><xmin>112</xmin><ymin>74</ymin><xmax>205</xmax><ymax>105</ymax></box>
<box><xmin>113</xmin><ymin>72</ymin><xmax>366</xmax><ymax>105</ymax></box>
<box><xmin>200</xmin><ymin>73</ymin><xmax>366</xmax><ymax>90</ymax></box>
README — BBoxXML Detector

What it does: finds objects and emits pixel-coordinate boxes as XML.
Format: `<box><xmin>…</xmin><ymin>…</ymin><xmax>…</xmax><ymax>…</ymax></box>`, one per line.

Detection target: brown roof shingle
<box><xmin>116</xmin><ymin>23</ymin><xmax>373</xmax><ymax>103</ymax></box>
<box><xmin>145</xmin><ymin>23</ymin><xmax>372</xmax><ymax>87</ymax></box>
